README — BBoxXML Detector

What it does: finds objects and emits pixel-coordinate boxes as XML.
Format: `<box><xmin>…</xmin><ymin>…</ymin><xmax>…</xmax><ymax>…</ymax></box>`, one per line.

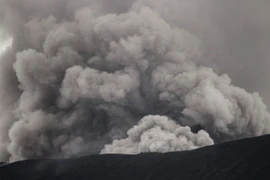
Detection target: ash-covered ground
<box><xmin>1</xmin><ymin>135</ymin><xmax>270</xmax><ymax>180</ymax></box>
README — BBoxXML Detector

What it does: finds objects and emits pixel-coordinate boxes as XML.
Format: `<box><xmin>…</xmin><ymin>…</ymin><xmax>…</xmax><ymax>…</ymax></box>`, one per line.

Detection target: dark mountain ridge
<box><xmin>1</xmin><ymin>134</ymin><xmax>270</xmax><ymax>180</ymax></box>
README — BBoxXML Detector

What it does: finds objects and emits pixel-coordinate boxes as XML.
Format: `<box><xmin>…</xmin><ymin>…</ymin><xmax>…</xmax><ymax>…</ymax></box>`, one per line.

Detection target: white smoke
<box><xmin>0</xmin><ymin>0</ymin><xmax>270</xmax><ymax>161</ymax></box>
<box><xmin>101</xmin><ymin>115</ymin><xmax>214</xmax><ymax>154</ymax></box>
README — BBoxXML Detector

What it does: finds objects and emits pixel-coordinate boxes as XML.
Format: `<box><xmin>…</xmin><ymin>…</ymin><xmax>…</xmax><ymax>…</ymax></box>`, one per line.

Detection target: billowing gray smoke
<box><xmin>101</xmin><ymin>115</ymin><xmax>214</xmax><ymax>154</ymax></box>
<box><xmin>0</xmin><ymin>0</ymin><xmax>270</xmax><ymax>161</ymax></box>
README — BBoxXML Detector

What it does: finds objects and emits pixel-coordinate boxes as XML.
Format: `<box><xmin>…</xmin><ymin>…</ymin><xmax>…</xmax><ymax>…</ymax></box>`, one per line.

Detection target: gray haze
<box><xmin>0</xmin><ymin>0</ymin><xmax>270</xmax><ymax>161</ymax></box>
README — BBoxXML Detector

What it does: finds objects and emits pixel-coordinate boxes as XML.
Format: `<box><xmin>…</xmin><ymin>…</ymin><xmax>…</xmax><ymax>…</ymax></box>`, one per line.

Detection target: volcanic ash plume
<box><xmin>101</xmin><ymin>115</ymin><xmax>214</xmax><ymax>154</ymax></box>
<box><xmin>0</xmin><ymin>0</ymin><xmax>270</xmax><ymax>161</ymax></box>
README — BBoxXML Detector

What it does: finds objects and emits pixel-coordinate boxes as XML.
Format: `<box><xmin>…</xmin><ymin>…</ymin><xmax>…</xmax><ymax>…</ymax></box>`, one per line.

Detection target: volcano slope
<box><xmin>0</xmin><ymin>134</ymin><xmax>270</xmax><ymax>180</ymax></box>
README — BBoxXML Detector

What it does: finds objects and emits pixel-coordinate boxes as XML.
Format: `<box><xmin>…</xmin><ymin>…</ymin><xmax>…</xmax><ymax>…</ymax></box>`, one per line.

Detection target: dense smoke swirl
<box><xmin>101</xmin><ymin>115</ymin><xmax>214</xmax><ymax>154</ymax></box>
<box><xmin>0</xmin><ymin>0</ymin><xmax>270</xmax><ymax>162</ymax></box>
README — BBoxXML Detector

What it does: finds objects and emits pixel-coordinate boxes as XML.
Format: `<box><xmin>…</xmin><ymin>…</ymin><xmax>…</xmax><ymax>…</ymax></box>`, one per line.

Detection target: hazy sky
<box><xmin>0</xmin><ymin>39</ymin><xmax>11</xmax><ymax>56</ymax></box>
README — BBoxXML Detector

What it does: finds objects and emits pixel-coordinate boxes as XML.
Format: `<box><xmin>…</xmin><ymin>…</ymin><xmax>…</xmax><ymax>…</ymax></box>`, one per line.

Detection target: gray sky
<box><xmin>0</xmin><ymin>31</ymin><xmax>11</xmax><ymax>55</ymax></box>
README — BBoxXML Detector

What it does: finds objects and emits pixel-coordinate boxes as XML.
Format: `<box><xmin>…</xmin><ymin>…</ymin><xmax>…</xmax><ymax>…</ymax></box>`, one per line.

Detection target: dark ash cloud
<box><xmin>0</xmin><ymin>0</ymin><xmax>270</xmax><ymax>161</ymax></box>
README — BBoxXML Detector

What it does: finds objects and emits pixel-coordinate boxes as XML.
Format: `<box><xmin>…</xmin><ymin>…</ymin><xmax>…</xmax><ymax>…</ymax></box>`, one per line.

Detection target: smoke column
<box><xmin>0</xmin><ymin>0</ymin><xmax>270</xmax><ymax>161</ymax></box>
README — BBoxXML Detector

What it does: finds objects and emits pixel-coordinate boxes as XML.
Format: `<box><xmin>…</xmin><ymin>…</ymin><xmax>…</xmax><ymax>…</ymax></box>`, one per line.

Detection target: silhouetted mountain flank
<box><xmin>1</xmin><ymin>135</ymin><xmax>270</xmax><ymax>180</ymax></box>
